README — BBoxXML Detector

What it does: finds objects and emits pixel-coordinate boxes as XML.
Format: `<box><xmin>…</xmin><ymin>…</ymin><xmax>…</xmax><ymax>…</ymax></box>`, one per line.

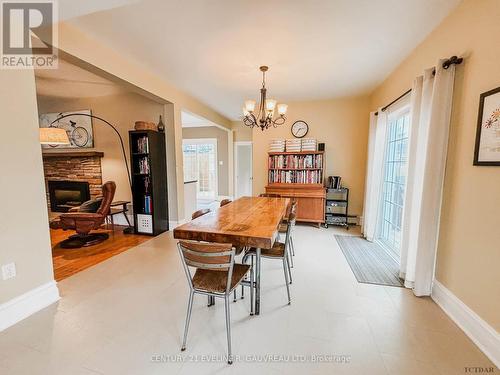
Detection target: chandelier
<box><xmin>242</xmin><ymin>66</ymin><xmax>288</xmax><ymax>131</ymax></box>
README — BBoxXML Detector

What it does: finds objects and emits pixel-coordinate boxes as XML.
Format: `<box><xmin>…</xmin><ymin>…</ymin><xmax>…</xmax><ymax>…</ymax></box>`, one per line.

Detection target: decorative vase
<box><xmin>158</xmin><ymin>115</ymin><xmax>165</xmax><ymax>132</ymax></box>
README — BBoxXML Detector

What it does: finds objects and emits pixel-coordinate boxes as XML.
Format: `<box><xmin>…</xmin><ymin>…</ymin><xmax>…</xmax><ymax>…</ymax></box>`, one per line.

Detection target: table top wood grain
<box><xmin>173</xmin><ymin>196</ymin><xmax>289</xmax><ymax>249</ymax></box>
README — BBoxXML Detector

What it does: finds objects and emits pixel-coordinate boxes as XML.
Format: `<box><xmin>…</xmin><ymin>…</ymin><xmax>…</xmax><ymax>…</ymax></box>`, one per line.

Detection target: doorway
<box><xmin>182</xmin><ymin>138</ymin><xmax>219</xmax><ymax>201</ymax></box>
<box><xmin>234</xmin><ymin>141</ymin><xmax>253</xmax><ymax>198</ymax></box>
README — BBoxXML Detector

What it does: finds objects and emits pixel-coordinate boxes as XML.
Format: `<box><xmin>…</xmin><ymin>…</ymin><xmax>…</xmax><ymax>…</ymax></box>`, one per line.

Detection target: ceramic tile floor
<box><xmin>0</xmin><ymin>225</ymin><xmax>496</xmax><ymax>374</ymax></box>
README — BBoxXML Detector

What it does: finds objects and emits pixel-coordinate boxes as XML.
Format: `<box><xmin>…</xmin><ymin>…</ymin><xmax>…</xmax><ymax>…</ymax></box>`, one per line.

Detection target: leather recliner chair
<box><xmin>50</xmin><ymin>181</ymin><xmax>116</xmax><ymax>248</ymax></box>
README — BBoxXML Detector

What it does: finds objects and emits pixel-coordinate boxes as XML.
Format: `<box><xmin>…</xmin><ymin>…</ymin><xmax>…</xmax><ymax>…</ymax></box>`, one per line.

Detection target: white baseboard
<box><xmin>0</xmin><ymin>281</ymin><xmax>60</xmax><ymax>331</ymax></box>
<box><xmin>431</xmin><ymin>280</ymin><xmax>500</xmax><ymax>368</ymax></box>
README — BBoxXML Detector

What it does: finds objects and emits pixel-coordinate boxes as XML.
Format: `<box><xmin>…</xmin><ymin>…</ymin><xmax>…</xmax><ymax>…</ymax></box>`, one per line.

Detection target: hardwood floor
<box><xmin>50</xmin><ymin>225</ymin><xmax>151</xmax><ymax>281</ymax></box>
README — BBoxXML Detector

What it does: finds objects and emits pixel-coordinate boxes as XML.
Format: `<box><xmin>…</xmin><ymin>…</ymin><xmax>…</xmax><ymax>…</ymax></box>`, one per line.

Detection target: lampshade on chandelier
<box><xmin>242</xmin><ymin>66</ymin><xmax>287</xmax><ymax>131</ymax></box>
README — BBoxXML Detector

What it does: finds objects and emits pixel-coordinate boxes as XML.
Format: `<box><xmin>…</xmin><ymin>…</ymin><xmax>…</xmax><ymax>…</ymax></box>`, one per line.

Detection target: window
<box><xmin>377</xmin><ymin>109</ymin><xmax>410</xmax><ymax>259</ymax></box>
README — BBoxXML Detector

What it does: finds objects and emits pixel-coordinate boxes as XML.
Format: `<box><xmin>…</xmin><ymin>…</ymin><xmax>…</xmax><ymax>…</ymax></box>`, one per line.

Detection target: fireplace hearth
<box><xmin>48</xmin><ymin>180</ymin><xmax>90</xmax><ymax>212</ymax></box>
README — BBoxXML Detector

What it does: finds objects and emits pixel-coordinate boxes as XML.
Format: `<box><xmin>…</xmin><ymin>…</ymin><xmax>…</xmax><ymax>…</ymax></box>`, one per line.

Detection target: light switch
<box><xmin>2</xmin><ymin>263</ymin><xmax>16</xmax><ymax>280</ymax></box>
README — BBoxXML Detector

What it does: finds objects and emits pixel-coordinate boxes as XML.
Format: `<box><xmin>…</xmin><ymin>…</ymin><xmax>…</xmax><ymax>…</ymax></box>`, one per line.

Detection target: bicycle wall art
<box><xmin>39</xmin><ymin>110</ymin><xmax>94</xmax><ymax>149</ymax></box>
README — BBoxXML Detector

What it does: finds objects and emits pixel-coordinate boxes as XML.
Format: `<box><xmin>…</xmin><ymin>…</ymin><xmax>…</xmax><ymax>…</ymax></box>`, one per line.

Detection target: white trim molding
<box><xmin>0</xmin><ymin>281</ymin><xmax>60</xmax><ymax>331</ymax></box>
<box><xmin>432</xmin><ymin>280</ymin><xmax>500</xmax><ymax>368</ymax></box>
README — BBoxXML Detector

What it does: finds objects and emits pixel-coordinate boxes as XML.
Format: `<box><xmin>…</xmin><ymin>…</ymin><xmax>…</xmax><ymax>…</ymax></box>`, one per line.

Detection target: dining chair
<box><xmin>192</xmin><ymin>208</ymin><xmax>211</xmax><ymax>220</ymax></box>
<box><xmin>220</xmin><ymin>199</ymin><xmax>232</xmax><ymax>207</ymax></box>
<box><xmin>177</xmin><ymin>240</ymin><xmax>253</xmax><ymax>364</ymax></box>
<box><xmin>259</xmin><ymin>193</ymin><xmax>281</xmax><ymax>197</ymax></box>
<box><xmin>242</xmin><ymin>212</ymin><xmax>296</xmax><ymax>305</ymax></box>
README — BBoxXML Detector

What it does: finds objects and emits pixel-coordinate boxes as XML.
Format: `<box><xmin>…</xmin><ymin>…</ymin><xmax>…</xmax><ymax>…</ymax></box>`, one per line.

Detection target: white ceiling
<box><xmin>68</xmin><ymin>0</ymin><xmax>461</xmax><ymax>120</ymax></box>
<box><xmin>58</xmin><ymin>0</ymin><xmax>140</xmax><ymax>21</ymax></box>
<box><xmin>181</xmin><ymin>111</ymin><xmax>215</xmax><ymax>128</ymax></box>
<box><xmin>35</xmin><ymin>59</ymin><xmax>128</xmax><ymax>98</ymax></box>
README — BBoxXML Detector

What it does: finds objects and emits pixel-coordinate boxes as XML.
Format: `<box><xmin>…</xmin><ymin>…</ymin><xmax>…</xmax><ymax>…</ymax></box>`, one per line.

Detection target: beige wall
<box><xmin>370</xmin><ymin>0</ymin><xmax>500</xmax><ymax>330</ymax></box>
<box><xmin>36</xmin><ymin>92</ymin><xmax>178</xmax><ymax>217</ymax></box>
<box><xmin>252</xmin><ymin>96</ymin><xmax>370</xmax><ymax>217</ymax></box>
<box><xmin>0</xmin><ymin>69</ymin><xmax>55</xmax><ymax>304</ymax></box>
<box><xmin>182</xmin><ymin>126</ymin><xmax>230</xmax><ymax>196</ymax></box>
<box><xmin>231</xmin><ymin>121</ymin><xmax>252</xmax><ymax>142</ymax></box>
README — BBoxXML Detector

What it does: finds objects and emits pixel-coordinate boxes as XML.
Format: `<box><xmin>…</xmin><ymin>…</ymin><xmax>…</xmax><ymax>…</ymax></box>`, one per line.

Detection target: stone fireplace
<box><xmin>42</xmin><ymin>151</ymin><xmax>104</xmax><ymax>211</ymax></box>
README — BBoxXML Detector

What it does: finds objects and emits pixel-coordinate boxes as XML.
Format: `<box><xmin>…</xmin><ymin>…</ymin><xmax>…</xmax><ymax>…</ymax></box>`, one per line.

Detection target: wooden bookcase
<box><xmin>129</xmin><ymin>130</ymin><xmax>169</xmax><ymax>235</ymax></box>
<box><xmin>265</xmin><ymin>151</ymin><xmax>326</xmax><ymax>227</ymax></box>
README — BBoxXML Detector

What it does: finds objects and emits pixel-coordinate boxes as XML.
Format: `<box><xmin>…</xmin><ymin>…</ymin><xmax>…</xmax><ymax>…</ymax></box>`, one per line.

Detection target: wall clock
<box><xmin>291</xmin><ymin>120</ymin><xmax>309</xmax><ymax>138</ymax></box>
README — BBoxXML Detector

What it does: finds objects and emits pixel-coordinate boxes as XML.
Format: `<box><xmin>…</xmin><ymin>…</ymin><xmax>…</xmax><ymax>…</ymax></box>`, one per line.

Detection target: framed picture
<box><xmin>39</xmin><ymin>110</ymin><xmax>94</xmax><ymax>149</ymax></box>
<box><xmin>474</xmin><ymin>87</ymin><xmax>500</xmax><ymax>166</ymax></box>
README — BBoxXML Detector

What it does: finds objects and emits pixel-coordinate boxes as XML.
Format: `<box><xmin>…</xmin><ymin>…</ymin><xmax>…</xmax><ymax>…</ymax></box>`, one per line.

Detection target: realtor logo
<box><xmin>1</xmin><ymin>0</ymin><xmax>58</xmax><ymax>69</ymax></box>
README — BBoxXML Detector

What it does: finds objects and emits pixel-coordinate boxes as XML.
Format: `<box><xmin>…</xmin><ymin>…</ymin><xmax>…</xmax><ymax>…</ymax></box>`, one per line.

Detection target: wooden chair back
<box><xmin>220</xmin><ymin>199</ymin><xmax>232</xmax><ymax>207</ymax></box>
<box><xmin>177</xmin><ymin>241</ymin><xmax>235</xmax><ymax>293</ymax></box>
<box><xmin>192</xmin><ymin>208</ymin><xmax>211</xmax><ymax>220</ymax></box>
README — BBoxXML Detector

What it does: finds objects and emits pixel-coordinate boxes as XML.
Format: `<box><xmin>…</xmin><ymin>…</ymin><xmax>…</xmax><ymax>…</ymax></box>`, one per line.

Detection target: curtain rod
<box><xmin>374</xmin><ymin>56</ymin><xmax>463</xmax><ymax>116</ymax></box>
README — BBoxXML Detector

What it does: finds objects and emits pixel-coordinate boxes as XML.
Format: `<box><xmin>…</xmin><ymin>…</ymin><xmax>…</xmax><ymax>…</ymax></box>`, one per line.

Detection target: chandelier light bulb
<box><xmin>277</xmin><ymin>103</ymin><xmax>288</xmax><ymax>115</ymax></box>
<box><xmin>242</xmin><ymin>107</ymin><xmax>250</xmax><ymax>116</ymax></box>
<box><xmin>245</xmin><ymin>100</ymin><xmax>256</xmax><ymax>113</ymax></box>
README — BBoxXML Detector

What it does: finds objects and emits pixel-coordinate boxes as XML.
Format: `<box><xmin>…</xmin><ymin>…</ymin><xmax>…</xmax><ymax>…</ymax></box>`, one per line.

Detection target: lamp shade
<box><xmin>39</xmin><ymin>128</ymin><xmax>71</xmax><ymax>145</ymax></box>
<box><xmin>277</xmin><ymin>103</ymin><xmax>288</xmax><ymax>115</ymax></box>
<box><xmin>265</xmin><ymin>99</ymin><xmax>277</xmax><ymax>112</ymax></box>
<box><xmin>244</xmin><ymin>100</ymin><xmax>256</xmax><ymax>112</ymax></box>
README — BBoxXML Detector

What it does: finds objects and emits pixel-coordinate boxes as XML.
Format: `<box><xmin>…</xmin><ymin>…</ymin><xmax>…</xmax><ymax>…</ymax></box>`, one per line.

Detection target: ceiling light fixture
<box><xmin>242</xmin><ymin>66</ymin><xmax>287</xmax><ymax>131</ymax></box>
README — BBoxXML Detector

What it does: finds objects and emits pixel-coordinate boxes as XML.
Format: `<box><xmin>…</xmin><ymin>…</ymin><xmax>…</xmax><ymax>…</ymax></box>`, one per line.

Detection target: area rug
<box><xmin>334</xmin><ymin>235</ymin><xmax>404</xmax><ymax>287</ymax></box>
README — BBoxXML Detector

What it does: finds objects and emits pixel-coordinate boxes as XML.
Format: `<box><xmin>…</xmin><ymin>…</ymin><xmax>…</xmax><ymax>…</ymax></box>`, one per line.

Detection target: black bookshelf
<box><xmin>129</xmin><ymin>130</ymin><xmax>169</xmax><ymax>235</ymax></box>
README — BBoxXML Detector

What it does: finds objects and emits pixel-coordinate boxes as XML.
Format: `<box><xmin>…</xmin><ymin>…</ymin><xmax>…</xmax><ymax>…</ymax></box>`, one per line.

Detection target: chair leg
<box><xmin>181</xmin><ymin>290</ymin><xmax>195</xmax><ymax>351</ymax></box>
<box><xmin>224</xmin><ymin>296</ymin><xmax>233</xmax><ymax>364</ymax></box>
<box><xmin>288</xmin><ymin>244</ymin><xmax>294</xmax><ymax>269</ymax></box>
<box><xmin>283</xmin><ymin>257</ymin><xmax>291</xmax><ymax>305</ymax></box>
<box><xmin>290</xmin><ymin>236</ymin><xmax>295</xmax><ymax>256</ymax></box>
<box><xmin>287</xmin><ymin>251</ymin><xmax>293</xmax><ymax>284</ymax></box>
<box><xmin>241</xmin><ymin>254</ymin><xmax>248</xmax><ymax>300</ymax></box>
<box><xmin>250</xmin><ymin>255</ymin><xmax>254</xmax><ymax>315</ymax></box>
<box><xmin>233</xmin><ymin>289</ymin><xmax>237</xmax><ymax>302</ymax></box>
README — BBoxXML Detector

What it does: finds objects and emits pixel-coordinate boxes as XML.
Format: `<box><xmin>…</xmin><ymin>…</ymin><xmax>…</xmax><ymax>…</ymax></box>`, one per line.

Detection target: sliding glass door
<box><xmin>377</xmin><ymin>109</ymin><xmax>410</xmax><ymax>260</ymax></box>
<box><xmin>182</xmin><ymin>139</ymin><xmax>218</xmax><ymax>200</ymax></box>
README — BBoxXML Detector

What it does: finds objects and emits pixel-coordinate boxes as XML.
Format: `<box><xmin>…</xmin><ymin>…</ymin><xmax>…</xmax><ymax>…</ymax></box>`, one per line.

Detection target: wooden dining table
<box><xmin>173</xmin><ymin>196</ymin><xmax>289</xmax><ymax>315</ymax></box>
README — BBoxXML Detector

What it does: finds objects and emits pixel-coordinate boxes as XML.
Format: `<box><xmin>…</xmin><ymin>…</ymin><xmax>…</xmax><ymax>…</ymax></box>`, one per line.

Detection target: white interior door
<box><xmin>235</xmin><ymin>142</ymin><xmax>252</xmax><ymax>198</ymax></box>
<box><xmin>182</xmin><ymin>139</ymin><xmax>218</xmax><ymax>200</ymax></box>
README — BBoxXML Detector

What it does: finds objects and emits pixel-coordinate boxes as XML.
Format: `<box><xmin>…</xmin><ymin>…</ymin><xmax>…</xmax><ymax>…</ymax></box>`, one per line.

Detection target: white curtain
<box><xmin>362</xmin><ymin>110</ymin><xmax>387</xmax><ymax>241</ymax></box>
<box><xmin>399</xmin><ymin>59</ymin><xmax>456</xmax><ymax>296</ymax></box>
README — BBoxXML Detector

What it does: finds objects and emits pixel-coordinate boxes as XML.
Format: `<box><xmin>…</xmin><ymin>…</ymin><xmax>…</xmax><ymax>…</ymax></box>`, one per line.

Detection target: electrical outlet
<box><xmin>2</xmin><ymin>263</ymin><xmax>16</xmax><ymax>280</ymax></box>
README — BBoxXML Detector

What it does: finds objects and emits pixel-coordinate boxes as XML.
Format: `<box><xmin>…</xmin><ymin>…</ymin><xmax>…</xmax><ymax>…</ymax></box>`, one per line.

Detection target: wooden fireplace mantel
<box><xmin>42</xmin><ymin>151</ymin><xmax>104</xmax><ymax>158</ymax></box>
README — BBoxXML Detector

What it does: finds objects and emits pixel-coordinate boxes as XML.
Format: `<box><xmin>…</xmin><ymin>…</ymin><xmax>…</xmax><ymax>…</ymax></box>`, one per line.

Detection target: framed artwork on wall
<box><xmin>474</xmin><ymin>87</ymin><xmax>500</xmax><ymax>166</ymax></box>
<box><xmin>39</xmin><ymin>110</ymin><xmax>94</xmax><ymax>149</ymax></box>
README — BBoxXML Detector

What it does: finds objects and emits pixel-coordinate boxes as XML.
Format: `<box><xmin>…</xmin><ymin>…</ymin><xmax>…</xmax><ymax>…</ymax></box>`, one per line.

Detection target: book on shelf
<box><xmin>268</xmin><ymin>169</ymin><xmax>322</xmax><ymax>184</ymax></box>
<box><xmin>138</xmin><ymin>157</ymin><xmax>150</xmax><ymax>174</ymax></box>
<box><xmin>268</xmin><ymin>154</ymin><xmax>323</xmax><ymax>169</ymax></box>
<box><xmin>143</xmin><ymin>195</ymin><xmax>153</xmax><ymax>214</ymax></box>
<box><xmin>136</xmin><ymin>136</ymin><xmax>149</xmax><ymax>153</ymax></box>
